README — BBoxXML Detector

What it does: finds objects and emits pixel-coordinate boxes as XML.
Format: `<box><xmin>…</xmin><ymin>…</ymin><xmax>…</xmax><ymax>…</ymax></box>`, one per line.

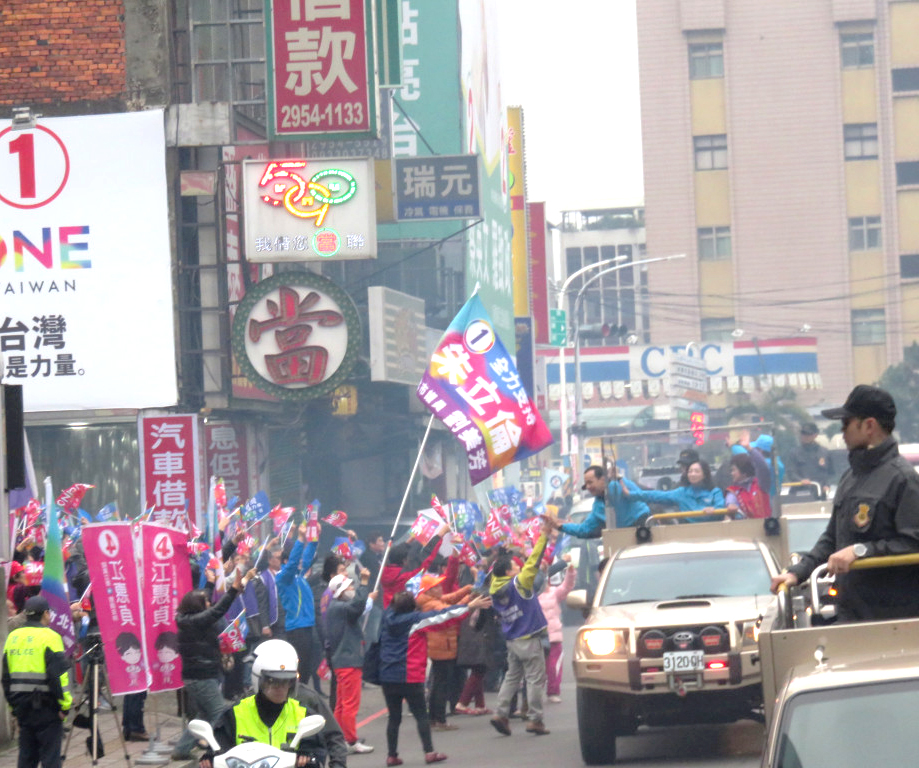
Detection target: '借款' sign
<box><xmin>265</xmin><ymin>0</ymin><xmax>379</xmax><ymax>140</ymax></box>
<box><xmin>243</xmin><ymin>157</ymin><xmax>376</xmax><ymax>262</ymax></box>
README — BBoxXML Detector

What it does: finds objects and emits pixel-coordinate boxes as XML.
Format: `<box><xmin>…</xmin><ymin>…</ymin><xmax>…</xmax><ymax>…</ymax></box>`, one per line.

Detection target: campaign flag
<box><xmin>524</xmin><ymin>516</ymin><xmax>543</xmax><ymax>544</ymax></box>
<box><xmin>350</xmin><ymin>539</ymin><xmax>366</xmax><ymax>558</ymax></box>
<box><xmin>140</xmin><ymin>523</ymin><xmax>192</xmax><ymax>692</ymax></box>
<box><xmin>458</xmin><ymin>540</ymin><xmax>479</xmax><ymax>568</ymax></box>
<box><xmin>96</xmin><ymin>503</ymin><xmax>117</xmax><ymax>522</ymax></box>
<box><xmin>40</xmin><ymin>483</ymin><xmax>76</xmax><ymax>656</ymax></box>
<box><xmin>83</xmin><ymin>523</ymin><xmax>149</xmax><ymax>694</ymax></box>
<box><xmin>241</xmin><ymin>491</ymin><xmax>271</xmax><ymax>523</ymax></box>
<box><xmin>430</xmin><ymin>496</ymin><xmax>449</xmax><ymax>523</ymax></box>
<box><xmin>269</xmin><ymin>505</ymin><xmax>294</xmax><ymax>535</ymax></box>
<box><xmin>333</xmin><ymin>537</ymin><xmax>353</xmax><ymax>560</ymax></box>
<box><xmin>323</xmin><ymin>510</ymin><xmax>349</xmax><ymax>528</ymax></box>
<box><xmin>481</xmin><ymin>508</ymin><xmax>510</xmax><ymax>548</ymax></box>
<box><xmin>218</xmin><ymin>610</ymin><xmax>248</xmax><ymax>654</ymax></box>
<box><xmin>22</xmin><ymin>560</ymin><xmax>44</xmax><ymax>586</ymax></box>
<box><xmin>306</xmin><ymin>500</ymin><xmax>321</xmax><ymax>541</ymax></box>
<box><xmin>56</xmin><ymin>483</ymin><xmax>94</xmax><ymax>513</ymax></box>
<box><xmin>416</xmin><ymin>294</ymin><xmax>553</xmax><ymax>485</ymax></box>
<box><xmin>542</xmin><ymin>468</ymin><xmax>568</xmax><ymax>504</ymax></box>
<box><xmin>410</xmin><ymin>508</ymin><xmax>443</xmax><ymax>545</ymax></box>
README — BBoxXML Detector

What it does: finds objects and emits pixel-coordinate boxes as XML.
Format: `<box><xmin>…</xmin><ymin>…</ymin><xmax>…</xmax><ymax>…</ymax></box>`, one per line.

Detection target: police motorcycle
<box><xmin>189</xmin><ymin>716</ymin><xmax>327</xmax><ymax>768</ymax></box>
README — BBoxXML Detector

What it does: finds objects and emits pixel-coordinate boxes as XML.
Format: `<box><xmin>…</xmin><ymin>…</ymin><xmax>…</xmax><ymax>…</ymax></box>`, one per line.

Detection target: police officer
<box><xmin>2</xmin><ymin>595</ymin><xmax>72</xmax><ymax>768</ymax></box>
<box><xmin>771</xmin><ymin>385</ymin><xmax>919</xmax><ymax>621</ymax></box>
<box><xmin>200</xmin><ymin>639</ymin><xmax>346</xmax><ymax>768</ymax></box>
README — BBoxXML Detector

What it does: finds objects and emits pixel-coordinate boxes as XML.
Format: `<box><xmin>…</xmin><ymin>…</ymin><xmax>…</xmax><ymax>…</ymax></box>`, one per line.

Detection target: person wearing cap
<box><xmin>788</xmin><ymin>422</ymin><xmax>834</xmax><ymax>497</ymax></box>
<box><xmin>771</xmin><ymin>385</ymin><xmax>919</xmax><ymax>621</ymax></box>
<box><xmin>415</xmin><ymin>559</ymin><xmax>473</xmax><ymax>731</ymax></box>
<box><xmin>324</xmin><ymin>568</ymin><xmax>376</xmax><ymax>755</ymax></box>
<box><xmin>2</xmin><ymin>595</ymin><xmax>72</xmax><ymax>768</ymax></box>
<box><xmin>750</xmin><ymin>434</ymin><xmax>785</xmax><ymax>494</ymax></box>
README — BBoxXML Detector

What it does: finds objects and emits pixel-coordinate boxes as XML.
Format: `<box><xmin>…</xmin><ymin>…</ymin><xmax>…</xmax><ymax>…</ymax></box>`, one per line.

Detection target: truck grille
<box><xmin>637</xmin><ymin>624</ymin><xmax>729</xmax><ymax>657</ymax></box>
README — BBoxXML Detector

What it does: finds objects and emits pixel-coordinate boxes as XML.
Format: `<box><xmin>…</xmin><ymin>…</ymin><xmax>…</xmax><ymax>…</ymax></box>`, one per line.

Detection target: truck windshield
<box><xmin>601</xmin><ymin>550</ymin><xmax>771</xmax><ymax>605</ymax></box>
<box><xmin>776</xmin><ymin>679</ymin><xmax>919</xmax><ymax>766</ymax></box>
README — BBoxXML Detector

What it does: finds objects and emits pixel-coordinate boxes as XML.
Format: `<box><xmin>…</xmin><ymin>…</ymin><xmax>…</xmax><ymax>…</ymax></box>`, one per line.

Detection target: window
<box><xmin>689</xmin><ymin>42</ymin><xmax>724</xmax><ymax>79</ymax></box>
<box><xmin>844</xmin><ymin>124</ymin><xmax>878</xmax><ymax>160</ymax></box>
<box><xmin>892</xmin><ymin>68</ymin><xmax>919</xmax><ymax>93</ymax></box>
<box><xmin>901</xmin><ymin>254</ymin><xmax>919</xmax><ymax>279</ymax></box>
<box><xmin>840</xmin><ymin>32</ymin><xmax>874</xmax><ymax>68</ymax></box>
<box><xmin>852</xmin><ymin>308</ymin><xmax>886</xmax><ymax>346</ymax></box>
<box><xmin>701</xmin><ymin>317</ymin><xmax>736</xmax><ymax>342</ymax></box>
<box><xmin>566</xmin><ymin>247</ymin><xmax>582</xmax><ymax>281</ymax></box>
<box><xmin>694</xmin><ymin>135</ymin><xmax>728</xmax><ymax>170</ymax></box>
<box><xmin>698</xmin><ymin>226</ymin><xmax>732</xmax><ymax>260</ymax></box>
<box><xmin>848</xmin><ymin>216</ymin><xmax>882</xmax><ymax>251</ymax></box>
<box><xmin>897</xmin><ymin>162</ymin><xmax>919</xmax><ymax>187</ymax></box>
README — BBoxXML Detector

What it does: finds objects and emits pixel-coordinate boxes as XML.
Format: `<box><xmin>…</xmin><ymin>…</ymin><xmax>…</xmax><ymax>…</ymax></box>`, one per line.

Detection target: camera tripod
<box><xmin>62</xmin><ymin>641</ymin><xmax>132</xmax><ymax>767</ymax></box>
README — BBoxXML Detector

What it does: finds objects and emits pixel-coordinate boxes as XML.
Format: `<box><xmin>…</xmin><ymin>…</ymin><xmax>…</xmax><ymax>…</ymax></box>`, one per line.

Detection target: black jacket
<box><xmin>177</xmin><ymin>586</ymin><xmax>239</xmax><ymax>679</ymax></box>
<box><xmin>788</xmin><ymin>438</ymin><xmax>919</xmax><ymax>620</ymax></box>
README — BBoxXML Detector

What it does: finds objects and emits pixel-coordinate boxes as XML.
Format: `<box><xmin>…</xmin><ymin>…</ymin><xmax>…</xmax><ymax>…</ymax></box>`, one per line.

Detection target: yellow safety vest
<box><xmin>233</xmin><ymin>695</ymin><xmax>308</xmax><ymax>747</ymax></box>
<box><xmin>3</xmin><ymin>624</ymin><xmax>72</xmax><ymax>711</ymax></box>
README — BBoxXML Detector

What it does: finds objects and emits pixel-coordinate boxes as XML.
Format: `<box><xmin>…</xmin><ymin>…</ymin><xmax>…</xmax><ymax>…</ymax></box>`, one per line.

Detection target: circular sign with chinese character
<box><xmin>232</xmin><ymin>271</ymin><xmax>361</xmax><ymax>401</ymax></box>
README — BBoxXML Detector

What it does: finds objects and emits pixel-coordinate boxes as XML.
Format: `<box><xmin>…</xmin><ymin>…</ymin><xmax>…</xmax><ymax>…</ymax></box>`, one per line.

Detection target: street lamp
<box><xmin>566</xmin><ymin>254</ymin><xmax>687</xmax><ymax>473</ymax></box>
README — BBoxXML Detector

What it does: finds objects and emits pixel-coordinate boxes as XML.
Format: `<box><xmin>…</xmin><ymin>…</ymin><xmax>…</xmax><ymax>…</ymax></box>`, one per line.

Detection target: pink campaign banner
<box><xmin>82</xmin><ymin>523</ymin><xmax>150</xmax><ymax>695</ymax></box>
<box><xmin>140</xmin><ymin>524</ymin><xmax>191</xmax><ymax>692</ymax></box>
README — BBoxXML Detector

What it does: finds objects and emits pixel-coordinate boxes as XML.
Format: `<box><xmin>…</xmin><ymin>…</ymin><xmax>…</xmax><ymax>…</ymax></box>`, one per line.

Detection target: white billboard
<box><xmin>0</xmin><ymin>111</ymin><xmax>177</xmax><ymax>412</ymax></box>
<box><xmin>367</xmin><ymin>286</ymin><xmax>426</xmax><ymax>385</ymax></box>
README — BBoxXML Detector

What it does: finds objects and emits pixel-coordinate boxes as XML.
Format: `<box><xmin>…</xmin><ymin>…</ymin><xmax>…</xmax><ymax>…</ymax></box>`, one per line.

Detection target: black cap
<box><xmin>800</xmin><ymin>422</ymin><xmax>819</xmax><ymax>436</ymax></box>
<box><xmin>24</xmin><ymin>595</ymin><xmax>50</xmax><ymax>616</ymax></box>
<box><xmin>820</xmin><ymin>385</ymin><xmax>896</xmax><ymax>422</ymax></box>
<box><xmin>677</xmin><ymin>448</ymin><xmax>700</xmax><ymax>467</ymax></box>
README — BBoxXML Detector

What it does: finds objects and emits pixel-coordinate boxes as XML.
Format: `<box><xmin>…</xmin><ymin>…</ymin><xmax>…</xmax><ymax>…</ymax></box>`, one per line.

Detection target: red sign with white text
<box><xmin>138</xmin><ymin>414</ymin><xmax>201</xmax><ymax>529</ymax></box>
<box><xmin>140</xmin><ymin>524</ymin><xmax>191</xmax><ymax>692</ymax></box>
<box><xmin>83</xmin><ymin>523</ymin><xmax>149</xmax><ymax>695</ymax></box>
<box><xmin>204</xmin><ymin>422</ymin><xmax>250</xmax><ymax>508</ymax></box>
<box><xmin>266</xmin><ymin>0</ymin><xmax>377</xmax><ymax>139</ymax></box>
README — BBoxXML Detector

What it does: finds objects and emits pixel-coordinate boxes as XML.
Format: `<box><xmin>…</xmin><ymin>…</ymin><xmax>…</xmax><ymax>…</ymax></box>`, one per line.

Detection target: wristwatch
<box><xmin>853</xmin><ymin>542</ymin><xmax>869</xmax><ymax>559</ymax></box>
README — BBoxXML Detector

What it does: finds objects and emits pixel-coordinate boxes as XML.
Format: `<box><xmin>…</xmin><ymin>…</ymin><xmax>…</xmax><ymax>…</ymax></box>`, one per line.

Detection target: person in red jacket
<box><xmin>379</xmin><ymin>523</ymin><xmax>449</xmax><ymax>607</ymax></box>
<box><xmin>378</xmin><ymin>590</ymin><xmax>491</xmax><ymax>766</ymax></box>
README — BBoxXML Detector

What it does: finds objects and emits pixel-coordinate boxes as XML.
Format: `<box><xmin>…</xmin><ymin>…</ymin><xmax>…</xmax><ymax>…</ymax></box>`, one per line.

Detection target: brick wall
<box><xmin>0</xmin><ymin>0</ymin><xmax>127</xmax><ymax>107</ymax></box>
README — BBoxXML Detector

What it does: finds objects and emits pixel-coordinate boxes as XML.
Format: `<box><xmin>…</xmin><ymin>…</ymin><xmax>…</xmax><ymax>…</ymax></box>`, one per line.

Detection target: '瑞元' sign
<box><xmin>231</xmin><ymin>272</ymin><xmax>361</xmax><ymax>401</ymax></box>
<box><xmin>394</xmin><ymin>155</ymin><xmax>481</xmax><ymax>221</ymax></box>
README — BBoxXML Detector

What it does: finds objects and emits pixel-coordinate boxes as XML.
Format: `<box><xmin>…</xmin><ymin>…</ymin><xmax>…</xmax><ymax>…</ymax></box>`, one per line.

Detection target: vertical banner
<box><xmin>40</xmin><ymin>479</ymin><xmax>76</xmax><ymax>655</ymax></box>
<box><xmin>82</xmin><ymin>523</ymin><xmax>149</xmax><ymax>694</ymax></box>
<box><xmin>204</xmin><ymin>422</ymin><xmax>250</xmax><ymax>519</ymax></box>
<box><xmin>140</xmin><ymin>524</ymin><xmax>192</xmax><ymax>692</ymax></box>
<box><xmin>527</xmin><ymin>202</ymin><xmax>549</xmax><ymax>345</ymax></box>
<box><xmin>506</xmin><ymin>106</ymin><xmax>530</xmax><ymax>318</ymax></box>
<box><xmin>265</xmin><ymin>0</ymin><xmax>378</xmax><ymax>140</ymax></box>
<box><xmin>138</xmin><ymin>414</ymin><xmax>202</xmax><ymax>529</ymax></box>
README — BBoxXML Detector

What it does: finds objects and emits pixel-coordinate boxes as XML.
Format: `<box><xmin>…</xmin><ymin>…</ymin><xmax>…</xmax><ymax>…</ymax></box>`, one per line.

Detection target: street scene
<box><xmin>3</xmin><ymin>1</ymin><xmax>919</xmax><ymax>768</ymax></box>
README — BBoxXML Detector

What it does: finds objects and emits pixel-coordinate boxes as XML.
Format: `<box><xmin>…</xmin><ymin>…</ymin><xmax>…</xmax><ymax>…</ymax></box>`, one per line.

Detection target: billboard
<box><xmin>264</xmin><ymin>0</ymin><xmax>379</xmax><ymax>140</ymax></box>
<box><xmin>393</xmin><ymin>155</ymin><xmax>481</xmax><ymax>221</ymax></box>
<box><xmin>242</xmin><ymin>157</ymin><xmax>377</xmax><ymax>261</ymax></box>
<box><xmin>367</xmin><ymin>286</ymin><xmax>426</xmax><ymax>385</ymax></box>
<box><xmin>0</xmin><ymin>112</ymin><xmax>176</xmax><ymax>412</ymax></box>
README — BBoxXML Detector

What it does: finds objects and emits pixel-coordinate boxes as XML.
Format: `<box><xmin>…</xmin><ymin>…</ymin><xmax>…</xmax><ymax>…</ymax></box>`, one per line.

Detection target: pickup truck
<box><xmin>758</xmin><ymin>553</ymin><xmax>919</xmax><ymax>767</ymax></box>
<box><xmin>566</xmin><ymin>512</ymin><xmax>827</xmax><ymax>765</ymax></box>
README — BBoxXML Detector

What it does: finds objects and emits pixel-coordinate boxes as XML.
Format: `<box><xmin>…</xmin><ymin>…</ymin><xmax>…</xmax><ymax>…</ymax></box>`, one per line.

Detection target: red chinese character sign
<box><xmin>417</xmin><ymin>294</ymin><xmax>553</xmax><ymax>485</ymax></box>
<box><xmin>204</xmin><ymin>422</ymin><xmax>250</xmax><ymax>504</ymax></box>
<box><xmin>138</xmin><ymin>414</ymin><xmax>202</xmax><ymax>530</ymax></box>
<box><xmin>232</xmin><ymin>272</ymin><xmax>361</xmax><ymax>401</ymax></box>
<box><xmin>265</xmin><ymin>0</ymin><xmax>378</xmax><ymax>140</ymax></box>
<box><xmin>242</xmin><ymin>157</ymin><xmax>376</xmax><ymax>262</ymax></box>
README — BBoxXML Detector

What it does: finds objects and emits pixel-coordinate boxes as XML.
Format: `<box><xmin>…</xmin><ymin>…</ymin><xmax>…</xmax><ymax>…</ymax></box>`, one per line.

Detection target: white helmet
<box><xmin>251</xmin><ymin>639</ymin><xmax>299</xmax><ymax>691</ymax></box>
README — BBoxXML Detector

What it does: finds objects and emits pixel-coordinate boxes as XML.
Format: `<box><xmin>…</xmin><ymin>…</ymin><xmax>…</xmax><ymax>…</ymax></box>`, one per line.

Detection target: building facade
<box><xmin>636</xmin><ymin>0</ymin><xmax>919</xmax><ymax>406</ymax></box>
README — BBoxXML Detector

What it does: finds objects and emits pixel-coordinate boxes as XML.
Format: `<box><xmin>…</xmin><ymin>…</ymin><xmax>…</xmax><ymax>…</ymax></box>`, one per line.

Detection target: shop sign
<box><xmin>231</xmin><ymin>272</ymin><xmax>361</xmax><ymax>401</ymax></box>
<box><xmin>138</xmin><ymin>414</ymin><xmax>202</xmax><ymax>530</ymax></box>
<box><xmin>204</xmin><ymin>422</ymin><xmax>250</xmax><ymax>504</ymax></box>
<box><xmin>393</xmin><ymin>155</ymin><xmax>480</xmax><ymax>220</ymax></box>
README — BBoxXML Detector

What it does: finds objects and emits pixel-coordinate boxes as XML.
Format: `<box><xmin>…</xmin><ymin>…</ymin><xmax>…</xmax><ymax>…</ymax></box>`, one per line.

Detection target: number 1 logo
<box><xmin>0</xmin><ymin>124</ymin><xmax>70</xmax><ymax>209</ymax></box>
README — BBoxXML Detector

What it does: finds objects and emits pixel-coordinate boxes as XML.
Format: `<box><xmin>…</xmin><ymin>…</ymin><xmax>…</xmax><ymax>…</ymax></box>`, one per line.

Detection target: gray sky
<box><xmin>496</xmin><ymin>0</ymin><xmax>644</xmax><ymax>224</ymax></box>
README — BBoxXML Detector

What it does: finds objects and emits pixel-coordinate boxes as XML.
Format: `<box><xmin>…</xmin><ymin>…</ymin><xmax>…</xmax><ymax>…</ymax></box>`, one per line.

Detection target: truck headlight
<box><xmin>740</xmin><ymin>619</ymin><xmax>760</xmax><ymax>647</ymax></box>
<box><xmin>581</xmin><ymin>629</ymin><xmax>627</xmax><ymax>656</ymax></box>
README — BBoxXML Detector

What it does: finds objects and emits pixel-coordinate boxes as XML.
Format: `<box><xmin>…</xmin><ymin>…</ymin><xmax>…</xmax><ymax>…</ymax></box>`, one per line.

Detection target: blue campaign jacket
<box><xmin>628</xmin><ymin>484</ymin><xmax>725</xmax><ymax>524</ymax></box>
<box><xmin>276</xmin><ymin>539</ymin><xmax>318</xmax><ymax>631</ymax></box>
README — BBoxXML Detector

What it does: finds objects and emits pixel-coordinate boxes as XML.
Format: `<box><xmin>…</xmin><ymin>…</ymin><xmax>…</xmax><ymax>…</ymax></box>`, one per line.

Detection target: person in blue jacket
<box><xmin>276</xmin><ymin>522</ymin><xmax>319</xmax><ymax>684</ymax></box>
<box><xmin>620</xmin><ymin>459</ymin><xmax>725</xmax><ymax>523</ymax></box>
<box><xmin>751</xmin><ymin>434</ymin><xmax>785</xmax><ymax>494</ymax></box>
<box><xmin>554</xmin><ymin>466</ymin><xmax>650</xmax><ymax>537</ymax></box>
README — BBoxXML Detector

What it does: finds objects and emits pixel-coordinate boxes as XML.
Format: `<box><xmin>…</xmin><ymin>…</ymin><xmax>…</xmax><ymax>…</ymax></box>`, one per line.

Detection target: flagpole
<box><xmin>368</xmin><ymin>412</ymin><xmax>436</xmax><ymax>598</ymax></box>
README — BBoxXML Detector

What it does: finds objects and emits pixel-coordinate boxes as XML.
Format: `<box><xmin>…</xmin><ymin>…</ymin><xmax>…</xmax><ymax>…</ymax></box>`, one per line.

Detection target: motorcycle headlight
<box><xmin>740</xmin><ymin>619</ymin><xmax>761</xmax><ymax>647</ymax></box>
<box><xmin>581</xmin><ymin>629</ymin><xmax>627</xmax><ymax>656</ymax></box>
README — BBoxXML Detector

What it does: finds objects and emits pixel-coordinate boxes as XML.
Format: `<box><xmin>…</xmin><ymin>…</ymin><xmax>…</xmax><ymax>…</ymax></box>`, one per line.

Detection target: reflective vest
<box><xmin>233</xmin><ymin>695</ymin><xmax>308</xmax><ymax>747</ymax></box>
<box><xmin>3</xmin><ymin>624</ymin><xmax>72</xmax><ymax>711</ymax></box>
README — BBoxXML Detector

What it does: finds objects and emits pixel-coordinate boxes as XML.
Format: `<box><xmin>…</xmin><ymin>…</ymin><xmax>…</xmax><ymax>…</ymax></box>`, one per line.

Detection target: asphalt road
<box><xmin>350</xmin><ymin>627</ymin><xmax>765</xmax><ymax>768</ymax></box>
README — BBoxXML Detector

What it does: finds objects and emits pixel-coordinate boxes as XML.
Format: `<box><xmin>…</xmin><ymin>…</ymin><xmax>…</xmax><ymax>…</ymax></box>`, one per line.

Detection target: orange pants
<box><xmin>333</xmin><ymin>666</ymin><xmax>363</xmax><ymax>744</ymax></box>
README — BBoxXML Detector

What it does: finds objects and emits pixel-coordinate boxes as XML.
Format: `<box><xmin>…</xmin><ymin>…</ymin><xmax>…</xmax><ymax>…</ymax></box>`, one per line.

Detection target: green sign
<box><xmin>549</xmin><ymin>308</ymin><xmax>567</xmax><ymax>347</ymax></box>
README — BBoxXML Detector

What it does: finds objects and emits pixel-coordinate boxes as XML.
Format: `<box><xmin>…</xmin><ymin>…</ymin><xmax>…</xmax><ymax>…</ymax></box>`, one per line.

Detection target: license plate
<box><xmin>663</xmin><ymin>650</ymin><xmax>704</xmax><ymax>673</ymax></box>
